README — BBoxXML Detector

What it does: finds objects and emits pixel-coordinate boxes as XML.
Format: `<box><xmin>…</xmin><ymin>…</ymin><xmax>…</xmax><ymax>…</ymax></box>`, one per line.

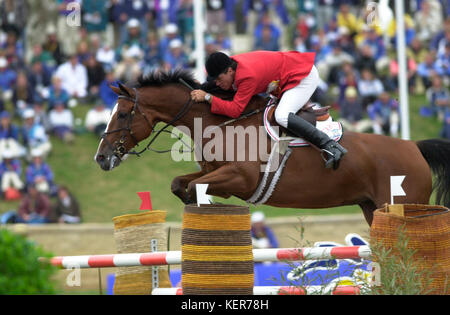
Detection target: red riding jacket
<box><xmin>210</xmin><ymin>50</ymin><xmax>316</xmax><ymax>118</ymax></box>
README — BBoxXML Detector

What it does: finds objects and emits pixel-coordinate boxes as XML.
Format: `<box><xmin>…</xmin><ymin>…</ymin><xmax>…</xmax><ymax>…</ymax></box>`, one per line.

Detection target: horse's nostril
<box><xmin>96</xmin><ymin>154</ymin><xmax>105</xmax><ymax>162</ymax></box>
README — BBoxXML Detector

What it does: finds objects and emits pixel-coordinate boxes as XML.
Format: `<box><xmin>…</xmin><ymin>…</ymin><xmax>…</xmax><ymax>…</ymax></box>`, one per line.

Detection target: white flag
<box><xmin>196</xmin><ymin>184</ymin><xmax>211</xmax><ymax>206</ymax></box>
<box><xmin>390</xmin><ymin>176</ymin><xmax>406</xmax><ymax>204</ymax></box>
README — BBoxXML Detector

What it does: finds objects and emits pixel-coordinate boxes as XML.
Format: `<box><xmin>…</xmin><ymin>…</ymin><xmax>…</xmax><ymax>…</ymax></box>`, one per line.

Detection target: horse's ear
<box><xmin>110</xmin><ymin>85</ymin><xmax>122</xmax><ymax>95</ymax></box>
<box><xmin>117</xmin><ymin>82</ymin><xmax>133</xmax><ymax>97</ymax></box>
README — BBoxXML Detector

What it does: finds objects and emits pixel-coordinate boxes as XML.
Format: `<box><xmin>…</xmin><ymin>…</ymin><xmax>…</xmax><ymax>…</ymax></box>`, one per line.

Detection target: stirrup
<box><xmin>321</xmin><ymin>150</ymin><xmax>336</xmax><ymax>169</ymax></box>
<box><xmin>320</xmin><ymin>144</ymin><xmax>346</xmax><ymax>170</ymax></box>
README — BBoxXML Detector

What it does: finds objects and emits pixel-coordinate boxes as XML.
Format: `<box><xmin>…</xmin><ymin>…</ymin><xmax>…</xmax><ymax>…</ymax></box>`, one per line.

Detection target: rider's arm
<box><xmin>210</xmin><ymin>78</ymin><xmax>256</xmax><ymax>118</ymax></box>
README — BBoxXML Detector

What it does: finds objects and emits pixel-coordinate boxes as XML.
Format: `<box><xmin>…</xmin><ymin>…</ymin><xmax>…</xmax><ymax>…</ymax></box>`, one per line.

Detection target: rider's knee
<box><xmin>274</xmin><ymin>108</ymin><xmax>289</xmax><ymax>129</ymax></box>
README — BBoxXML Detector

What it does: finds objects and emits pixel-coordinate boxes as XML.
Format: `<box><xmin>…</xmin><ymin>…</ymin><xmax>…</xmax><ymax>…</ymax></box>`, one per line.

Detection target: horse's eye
<box><xmin>118</xmin><ymin>112</ymin><xmax>128</xmax><ymax>119</ymax></box>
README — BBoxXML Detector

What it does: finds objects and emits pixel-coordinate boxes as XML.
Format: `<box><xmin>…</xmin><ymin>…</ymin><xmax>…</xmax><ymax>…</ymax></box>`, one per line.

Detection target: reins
<box><xmin>179</xmin><ymin>77</ymin><xmax>265</xmax><ymax>131</ymax></box>
<box><xmin>102</xmin><ymin>81</ymin><xmax>264</xmax><ymax>158</ymax></box>
<box><xmin>138</xmin><ymin>95</ymin><xmax>194</xmax><ymax>155</ymax></box>
<box><xmin>101</xmin><ymin>86</ymin><xmax>195</xmax><ymax>157</ymax></box>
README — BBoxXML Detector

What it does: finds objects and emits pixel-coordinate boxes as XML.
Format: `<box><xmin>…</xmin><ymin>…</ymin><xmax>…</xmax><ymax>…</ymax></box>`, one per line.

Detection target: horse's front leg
<box><xmin>186</xmin><ymin>164</ymin><xmax>252</xmax><ymax>203</ymax></box>
<box><xmin>171</xmin><ymin>171</ymin><xmax>205</xmax><ymax>204</ymax></box>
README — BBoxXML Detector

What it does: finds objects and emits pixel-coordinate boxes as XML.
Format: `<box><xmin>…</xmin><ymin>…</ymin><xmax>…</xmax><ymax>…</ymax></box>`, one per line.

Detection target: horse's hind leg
<box><xmin>359</xmin><ymin>200</ymin><xmax>377</xmax><ymax>226</ymax></box>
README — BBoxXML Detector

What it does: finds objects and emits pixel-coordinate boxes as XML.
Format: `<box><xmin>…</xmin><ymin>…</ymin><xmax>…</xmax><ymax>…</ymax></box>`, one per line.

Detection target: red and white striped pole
<box><xmin>49</xmin><ymin>245</ymin><xmax>371</xmax><ymax>269</ymax></box>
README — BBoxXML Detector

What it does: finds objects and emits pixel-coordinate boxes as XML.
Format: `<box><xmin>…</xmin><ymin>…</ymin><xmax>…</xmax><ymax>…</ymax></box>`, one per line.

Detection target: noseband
<box><xmin>101</xmin><ymin>87</ymin><xmax>194</xmax><ymax>159</ymax></box>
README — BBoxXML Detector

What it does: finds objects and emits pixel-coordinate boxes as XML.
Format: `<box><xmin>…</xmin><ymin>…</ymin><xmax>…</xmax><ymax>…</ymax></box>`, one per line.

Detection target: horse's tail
<box><xmin>416</xmin><ymin>139</ymin><xmax>450</xmax><ymax>208</ymax></box>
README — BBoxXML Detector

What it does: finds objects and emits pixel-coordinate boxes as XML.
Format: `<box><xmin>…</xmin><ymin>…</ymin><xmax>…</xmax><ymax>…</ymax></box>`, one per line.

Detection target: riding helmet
<box><xmin>205</xmin><ymin>52</ymin><xmax>232</xmax><ymax>80</ymax></box>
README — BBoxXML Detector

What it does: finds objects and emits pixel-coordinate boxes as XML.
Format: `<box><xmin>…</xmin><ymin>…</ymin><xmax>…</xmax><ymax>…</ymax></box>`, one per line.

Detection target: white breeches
<box><xmin>275</xmin><ymin>65</ymin><xmax>320</xmax><ymax>128</ymax></box>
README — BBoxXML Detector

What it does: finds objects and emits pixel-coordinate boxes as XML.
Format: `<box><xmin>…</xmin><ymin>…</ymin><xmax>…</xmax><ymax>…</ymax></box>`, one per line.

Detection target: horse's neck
<box><xmin>146</xmin><ymin>84</ymin><xmax>267</xmax><ymax>137</ymax></box>
<box><xmin>172</xmin><ymin>102</ymin><xmax>222</xmax><ymax>130</ymax></box>
<box><xmin>173</xmin><ymin>95</ymin><xmax>267</xmax><ymax>133</ymax></box>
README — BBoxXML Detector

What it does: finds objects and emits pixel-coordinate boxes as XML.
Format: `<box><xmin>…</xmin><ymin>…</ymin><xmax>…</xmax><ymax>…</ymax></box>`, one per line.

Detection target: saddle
<box><xmin>266</xmin><ymin>101</ymin><xmax>331</xmax><ymax>136</ymax></box>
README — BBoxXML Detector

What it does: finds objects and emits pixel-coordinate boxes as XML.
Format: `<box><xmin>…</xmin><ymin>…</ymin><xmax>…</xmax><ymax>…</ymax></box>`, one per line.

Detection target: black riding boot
<box><xmin>287</xmin><ymin>113</ymin><xmax>347</xmax><ymax>170</ymax></box>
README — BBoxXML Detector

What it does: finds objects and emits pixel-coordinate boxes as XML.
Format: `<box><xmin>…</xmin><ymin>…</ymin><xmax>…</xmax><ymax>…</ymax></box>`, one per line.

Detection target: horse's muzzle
<box><xmin>95</xmin><ymin>152</ymin><xmax>121</xmax><ymax>171</ymax></box>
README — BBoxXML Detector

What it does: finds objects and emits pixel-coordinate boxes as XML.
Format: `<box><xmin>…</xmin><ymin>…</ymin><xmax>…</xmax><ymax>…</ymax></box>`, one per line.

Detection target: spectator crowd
<box><xmin>0</xmin><ymin>0</ymin><xmax>449</xmax><ymax>223</ymax></box>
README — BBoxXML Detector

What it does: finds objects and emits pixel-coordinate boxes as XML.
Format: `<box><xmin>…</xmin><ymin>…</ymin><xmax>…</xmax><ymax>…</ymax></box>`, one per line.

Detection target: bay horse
<box><xmin>95</xmin><ymin>70</ymin><xmax>450</xmax><ymax>226</ymax></box>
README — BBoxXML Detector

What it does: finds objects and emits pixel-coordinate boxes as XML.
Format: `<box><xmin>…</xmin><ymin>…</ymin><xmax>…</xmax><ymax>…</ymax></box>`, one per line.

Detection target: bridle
<box><xmin>101</xmin><ymin>87</ymin><xmax>194</xmax><ymax>159</ymax></box>
<box><xmin>101</xmin><ymin>88</ymin><xmax>149</xmax><ymax>158</ymax></box>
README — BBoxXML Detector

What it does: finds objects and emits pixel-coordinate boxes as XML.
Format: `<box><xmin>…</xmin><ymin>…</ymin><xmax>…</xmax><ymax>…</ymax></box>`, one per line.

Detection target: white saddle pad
<box><xmin>263</xmin><ymin>104</ymin><xmax>343</xmax><ymax>147</ymax></box>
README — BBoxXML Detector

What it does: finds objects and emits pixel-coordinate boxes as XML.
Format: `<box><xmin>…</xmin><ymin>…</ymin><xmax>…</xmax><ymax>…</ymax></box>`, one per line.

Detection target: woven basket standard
<box><xmin>370</xmin><ymin>204</ymin><xmax>450</xmax><ymax>294</ymax></box>
<box><xmin>112</xmin><ymin>211</ymin><xmax>171</xmax><ymax>295</ymax></box>
<box><xmin>181</xmin><ymin>204</ymin><xmax>254</xmax><ymax>295</ymax></box>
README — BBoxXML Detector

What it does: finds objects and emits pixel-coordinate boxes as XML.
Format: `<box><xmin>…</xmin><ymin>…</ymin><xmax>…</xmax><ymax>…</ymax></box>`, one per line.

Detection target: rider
<box><xmin>190</xmin><ymin>51</ymin><xmax>347</xmax><ymax>169</ymax></box>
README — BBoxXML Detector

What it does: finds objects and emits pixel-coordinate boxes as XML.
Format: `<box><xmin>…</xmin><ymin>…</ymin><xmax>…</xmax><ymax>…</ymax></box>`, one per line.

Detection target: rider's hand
<box><xmin>190</xmin><ymin>90</ymin><xmax>207</xmax><ymax>102</ymax></box>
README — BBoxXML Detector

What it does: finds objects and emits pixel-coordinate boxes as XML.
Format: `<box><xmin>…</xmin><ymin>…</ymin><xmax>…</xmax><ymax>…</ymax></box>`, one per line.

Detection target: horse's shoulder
<box><xmin>246</xmin><ymin>95</ymin><xmax>268</xmax><ymax>111</ymax></box>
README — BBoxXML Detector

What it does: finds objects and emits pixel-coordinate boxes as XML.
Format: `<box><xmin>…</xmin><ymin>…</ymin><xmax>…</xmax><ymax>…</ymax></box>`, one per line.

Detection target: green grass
<box><xmin>0</xmin><ymin>94</ymin><xmax>443</xmax><ymax>222</ymax></box>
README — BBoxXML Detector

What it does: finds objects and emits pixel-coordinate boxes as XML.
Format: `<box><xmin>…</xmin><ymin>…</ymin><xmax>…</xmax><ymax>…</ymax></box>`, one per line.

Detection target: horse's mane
<box><xmin>135</xmin><ymin>69</ymin><xmax>200</xmax><ymax>89</ymax></box>
<box><xmin>134</xmin><ymin>69</ymin><xmax>236</xmax><ymax>98</ymax></box>
<box><xmin>134</xmin><ymin>68</ymin><xmax>265</xmax><ymax>110</ymax></box>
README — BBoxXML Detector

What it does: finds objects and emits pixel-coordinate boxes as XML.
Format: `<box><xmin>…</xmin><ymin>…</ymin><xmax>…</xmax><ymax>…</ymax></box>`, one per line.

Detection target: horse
<box><xmin>95</xmin><ymin>69</ymin><xmax>450</xmax><ymax>226</ymax></box>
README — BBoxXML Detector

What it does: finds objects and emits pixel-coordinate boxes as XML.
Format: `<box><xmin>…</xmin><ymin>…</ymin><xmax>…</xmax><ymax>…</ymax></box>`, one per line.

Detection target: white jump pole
<box><xmin>193</xmin><ymin>0</ymin><xmax>206</xmax><ymax>82</ymax></box>
<box><xmin>395</xmin><ymin>0</ymin><xmax>411</xmax><ymax>140</ymax></box>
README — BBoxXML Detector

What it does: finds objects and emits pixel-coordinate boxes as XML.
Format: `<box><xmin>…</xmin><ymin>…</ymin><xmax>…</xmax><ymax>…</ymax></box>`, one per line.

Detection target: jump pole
<box><xmin>49</xmin><ymin>245</ymin><xmax>371</xmax><ymax>269</ymax></box>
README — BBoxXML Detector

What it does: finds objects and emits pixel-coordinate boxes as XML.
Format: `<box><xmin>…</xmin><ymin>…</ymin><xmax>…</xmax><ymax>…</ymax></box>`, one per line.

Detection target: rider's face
<box><xmin>215</xmin><ymin>67</ymin><xmax>234</xmax><ymax>90</ymax></box>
